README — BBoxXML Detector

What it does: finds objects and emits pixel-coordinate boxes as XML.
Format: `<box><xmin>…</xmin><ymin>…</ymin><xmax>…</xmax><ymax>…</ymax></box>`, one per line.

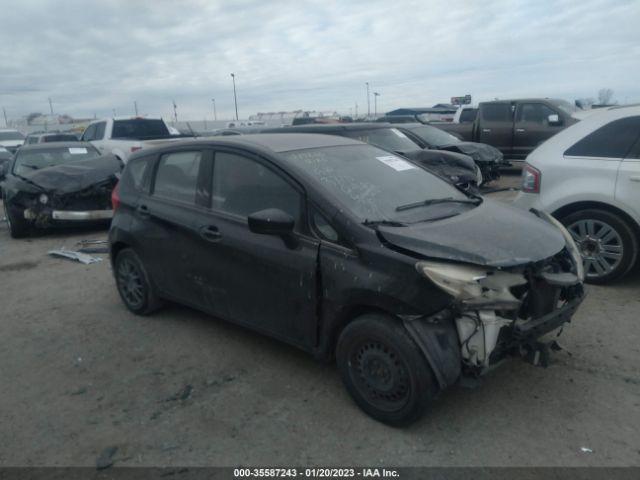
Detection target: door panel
<box><xmin>615</xmin><ymin>156</ymin><xmax>640</xmax><ymax>224</ymax></box>
<box><xmin>478</xmin><ymin>102</ymin><xmax>513</xmax><ymax>157</ymax></box>
<box><xmin>513</xmin><ymin>103</ymin><xmax>564</xmax><ymax>159</ymax></box>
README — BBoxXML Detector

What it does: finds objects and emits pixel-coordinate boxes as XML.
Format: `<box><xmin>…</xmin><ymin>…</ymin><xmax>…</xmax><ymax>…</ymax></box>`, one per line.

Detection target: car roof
<box><xmin>139</xmin><ymin>133</ymin><xmax>363</xmax><ymax>156</ymax></box>
<box><xmin>16</xmin><ymin>141</ymin><xmax>96</xmax><ymax>151</ymax></box>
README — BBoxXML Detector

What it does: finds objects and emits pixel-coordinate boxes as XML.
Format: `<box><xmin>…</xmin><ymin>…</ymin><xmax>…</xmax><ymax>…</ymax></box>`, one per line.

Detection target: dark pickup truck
<box><xmin>435</xmin><ymin>99</ymin><xmax>580</xmax><ymax>161</ymax></box>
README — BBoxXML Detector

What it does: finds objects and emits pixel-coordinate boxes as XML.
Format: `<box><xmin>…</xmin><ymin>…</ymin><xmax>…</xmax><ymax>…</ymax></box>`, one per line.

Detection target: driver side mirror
<box><xmin>248</xmin><ymin>208</ymin><xmax>297</xmax><ymax>248</ymax></box>
<box><xmin>547</xmin><ymin>114</ymin><xmax>561</xmax><ymax>126</ymax></box>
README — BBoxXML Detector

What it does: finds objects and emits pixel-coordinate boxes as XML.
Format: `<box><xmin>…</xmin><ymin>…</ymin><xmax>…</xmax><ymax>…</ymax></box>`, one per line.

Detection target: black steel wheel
<box><xmin>114</xmin><ymin>248</ymin><xmax>162</xmax><ymax>315</ymax></box>
<box><xmin>336</xmin><ymin>313</ymin><xmax>438</xmax><ymax>426</ymax></box>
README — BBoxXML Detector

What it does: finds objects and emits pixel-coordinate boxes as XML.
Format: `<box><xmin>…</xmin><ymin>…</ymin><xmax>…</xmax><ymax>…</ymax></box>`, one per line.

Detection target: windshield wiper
<box><xmin>362</xmin><ymin>219</ymin><xmax>407</xmax><ymax>228</ymax></box>
<box><xmin>20</xmin><ymin>164</ymin><xmax>40</xmax><ymax>170</ymax></box>
<box><xmin>395</xmin><ymin>196</ymin><xmax>481</xmax><ymax>212</ymax></box>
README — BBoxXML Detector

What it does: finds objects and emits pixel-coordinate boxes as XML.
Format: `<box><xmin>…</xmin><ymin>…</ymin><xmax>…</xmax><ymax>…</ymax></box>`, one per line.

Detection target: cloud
<box><xmin>0</xmin><ymin>0</ymin><xmax>638</xmax><ymax>121</ymax></box>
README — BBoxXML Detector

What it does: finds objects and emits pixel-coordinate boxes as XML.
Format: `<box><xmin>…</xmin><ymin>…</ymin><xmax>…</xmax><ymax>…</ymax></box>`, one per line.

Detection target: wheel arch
<box><xmin>553</xmin><ymin>200</ymin><xmax>640</xmax><ymax>238</ymax></box>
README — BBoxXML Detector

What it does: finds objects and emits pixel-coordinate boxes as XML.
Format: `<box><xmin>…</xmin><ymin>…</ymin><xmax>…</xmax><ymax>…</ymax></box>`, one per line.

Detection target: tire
<box><xmin>336</xmin><ymin>313</ymin><xmax>439</xmax><ymax>426</ymax></box>
<box><xmin>3</xmin><ymin>198</ymin><xmax>30</xmax><ymax>238</ymax></box>
<box><xmin>560</xmin><ymin>209</ymin><xmax>638</xmax><ymax>284</ymax></box>
<box><xmin>114</xmin><ymin>248</ymin><xmax>163</xmax><ymax>315</ymax></box>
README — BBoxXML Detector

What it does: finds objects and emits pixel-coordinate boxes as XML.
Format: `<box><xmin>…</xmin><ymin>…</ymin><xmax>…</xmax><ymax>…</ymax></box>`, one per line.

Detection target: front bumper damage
<box><xmin>403</xmin><ymin>247</ymin><xmax>585</xmax><ymax>390</ymax></box>
<box><xmin>25</xmin><ymin>208</ymin><xmax>113</xmax><ymax>221</ymax></box>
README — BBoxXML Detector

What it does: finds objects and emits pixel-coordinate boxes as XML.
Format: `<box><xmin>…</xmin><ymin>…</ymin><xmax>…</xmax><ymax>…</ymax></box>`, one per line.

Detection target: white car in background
<box><xmin>514</xmin><ymin>105</ymin><xmax>640</xmax><ymax>283</ymax></box>
<box><xmin>0</xmin><ymin>129</ymin><xmax>25</xmax><ymax>153</ymax></box>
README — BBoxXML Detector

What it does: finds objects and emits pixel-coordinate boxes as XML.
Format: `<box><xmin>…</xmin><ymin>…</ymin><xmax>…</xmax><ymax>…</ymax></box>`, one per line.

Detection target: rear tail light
<box><xmin>521</xmin><ymin>163</ymin><xmax>541</xmax><ymax>193</ymax></box>
<box><xmin>130</xmin><ymin>146</ymin><xmax>142</xmax><ymax>153</ymax></box>
<box><xmin>111</xmin><ymin>182</ymin><xmax>121</xmax><ymax>210</ymax></box>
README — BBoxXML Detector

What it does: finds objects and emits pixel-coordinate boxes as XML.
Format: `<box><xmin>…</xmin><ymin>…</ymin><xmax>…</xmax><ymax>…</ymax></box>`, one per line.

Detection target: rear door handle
<box><xmin>482</xmin><ymin>128</ymin><xmax>491</xmax><ymax>133</ymax></box>
<box><xmin>515</xmin><ymin>128</ymin><xmax>526</xmax><ymax>133</ymax></box>
<box><xmin>136</xmin><ymin>204</ymin><xmax>150</xmax><ymax>217</ymax></box>
<box><xmin>199</xmin><ymin>225</ymin><xmax>222</xmax><ymax>242</ymax></box>
<box><xmin>630</xmin><ymin>176</ymin><xmax>640</xmax><ymax>182</ymax></box>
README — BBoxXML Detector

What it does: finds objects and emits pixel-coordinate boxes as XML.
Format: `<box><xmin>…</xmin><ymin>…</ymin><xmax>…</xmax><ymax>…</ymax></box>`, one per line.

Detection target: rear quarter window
<box><xmin>564</xmin><ymin>116</ymin><xmax>640</xmax><ymax>158</ymax></box>
<box><xmin>122</xmin><ymin>156</ymin><xmax>152</xmax><ymax>193</ymax></box>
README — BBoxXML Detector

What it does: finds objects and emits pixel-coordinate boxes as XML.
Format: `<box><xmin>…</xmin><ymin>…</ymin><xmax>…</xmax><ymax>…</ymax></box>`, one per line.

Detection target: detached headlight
<box><xmin>415</xmin><ymin>260</ymin><xmax>526</xmax><ymax>309</ymax></box>
<box><xmin>39</xmin><ymin>193</ymin><xmax>49</xmax><ymax>204</ymax></box>
<box><xmin>534</xmin><ymin>210</ymin><xmax>585</xmax><ymax>282</ymax></box>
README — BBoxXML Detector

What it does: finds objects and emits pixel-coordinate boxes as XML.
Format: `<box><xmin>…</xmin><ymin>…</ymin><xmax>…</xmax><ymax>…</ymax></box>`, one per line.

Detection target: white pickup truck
<box><xmin>81</xmin><ymin>117</ymin><xmax>188</xmax><ymax>163</ymax></box>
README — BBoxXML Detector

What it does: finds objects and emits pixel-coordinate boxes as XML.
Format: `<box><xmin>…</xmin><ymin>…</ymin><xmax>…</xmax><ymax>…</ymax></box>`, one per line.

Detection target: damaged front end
<box><xmin>405</xmin><ymin>213</ymin><xmax>585</xmax><ymax>385</ymax></box>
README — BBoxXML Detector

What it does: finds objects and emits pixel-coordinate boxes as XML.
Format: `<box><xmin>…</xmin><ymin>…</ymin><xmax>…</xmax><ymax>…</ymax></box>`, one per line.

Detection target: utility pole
<box><xmin>366</xmin><ymin>83</ymin><xmax>370</xmax><ymax>117</ymax></box>
<box><xmin>373</xmin><ymin>92</ymin><xmax>380</xmax><ymax>117</ymax></box>
<box><xmin>172</xmin><ymin>100</ymin><xmax>178</xmax><ymax>123</ymax></box>
<box><xmin>212</xmin><ymin>98</ymin><xmax>217</xmax><ymax>121</ymax></box>
<box><xmin>230</xmin><ymin>73</ymin><xmax>239</xmax><ymax>121</ymax></box>
<box><xmin>355</xmin><ymin>102</ymin><xmax>358</xmax><ymax>117</ymax></box>
<box><xmin>48</xmin><ymin>97</ymin><xmax>54</xmax><ymax>116</ymax></box>
<box><xmin>112</xmin><ymin>109</ymin><xmax>116</xmax><ymax>117</ymax></box>
<box><xmin>2</xmin><ymin>107</ymin><xmax>8</xmax><ymax>127</ymax></box>
<box><xmin>134</xmin><ymin>101</ymin><xmax>138</xmax><ymax>116</ymax></box>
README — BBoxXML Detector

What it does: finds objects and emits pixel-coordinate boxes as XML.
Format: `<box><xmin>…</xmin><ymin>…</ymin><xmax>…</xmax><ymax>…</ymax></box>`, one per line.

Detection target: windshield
<box><xmin>282</xmin><ymin>144</ymin><xmax>471</xmax><ymax>223</ymax></box>
<box><xmin>408</xmin><ymin>125</ymin><xmax>461</xmax><ymax>147</ymax></box>
<box><xmin>13</xmin><ymin>146</ymin><xmax>101</xmax><ymax>176</ymax></box>
<box><xmin>112</xmin><ymin>119</ymin><xmax>169</xmax><ymax>139</ymax></box>
<box><xmin>340</xmin><ymin>128</ymin><xmax>420</xmax><ymax>152</ymax></box>
<box><xmin>0</xmin><ymin>131</ymin><xmax>25</xmax><ymax>141</ymax></box>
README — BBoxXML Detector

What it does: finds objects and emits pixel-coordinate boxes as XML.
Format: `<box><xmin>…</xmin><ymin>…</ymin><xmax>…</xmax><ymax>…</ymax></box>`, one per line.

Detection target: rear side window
<box><xmin>153</xmin><ymin>151</ymin><xmax>202</xmax><ymax>204</ymax></box>
<box><xmin>565</xmin><ymin>116</ymin><xmax>640</xmax><ymax>158</ymax></box>
<box><xmin>481</xmin><ymin>104</ymin><xmax>511</xmax><ymax>122</ymax></box>
<box><xmin>112</xmin><ymin>119</ymin><xmax>169</xmax><ymax>139</ymax></box>
<box><xmin>211</xmin><ymin>151</ymin><xmax>301</xmax><ymax>222</ymax></box>
<box><xmin>123</xmin><ymin>156</ymin><xmax>151</xmax><ymax>192</ymax></box>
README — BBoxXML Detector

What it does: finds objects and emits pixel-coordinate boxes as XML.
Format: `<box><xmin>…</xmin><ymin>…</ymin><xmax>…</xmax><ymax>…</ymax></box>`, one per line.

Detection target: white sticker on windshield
<box><xmin>376</xmin><ymin>155</ymin><xmax>416</xmax><ymax>171</ymax></box>
<box><xmin>390</xmin><ymin>128</ymin><xmax>408</xmax><ymax>138</ymax></box>
<box><xmin>69</xmin><ymin>148</ymin><xmax>88</xmax><ymax>154</ymax></box>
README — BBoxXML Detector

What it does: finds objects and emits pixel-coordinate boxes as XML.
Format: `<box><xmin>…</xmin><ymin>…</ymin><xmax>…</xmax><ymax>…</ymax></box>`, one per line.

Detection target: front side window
<box><xmin>565</xmin><ymin>116</ymin><xmax>640</xmax><ymax>158</ymax></box>
<box><xmin>0</xmin><ymin>131</ymin><xmax>25</xmax><ymax>141</ymax></box>
<box><xmin>516</xmin><ymin>103</ymin><xmax>557</xmax><ymax>124</ymax></box>
<box><xmin>82</xmin><ymin>124</ymin><xmax>96</xmax><ymax>141</ymax></box>
<box><xmin>94</xmin><ymin>122</ymin><xmax>106</xmax><ymax>140</ymax></box>
<box><xmin>153</xmin><ymin>151</ymin><xmax>202</xmax><ymax>204</ymax></box>
<box><xmin>481</xmin><ymin>104</ymin><xmax>511</xmax><ymax>122</ymax></box>
<box><xmin>112</xmin><ymin>119</ymin><xmax>169</xmax><ymax>139</ymax></box>
<box><xmin>212</xmin><ymin>152</ymin><xmax>301</xmax><ymax>222</ymax></box>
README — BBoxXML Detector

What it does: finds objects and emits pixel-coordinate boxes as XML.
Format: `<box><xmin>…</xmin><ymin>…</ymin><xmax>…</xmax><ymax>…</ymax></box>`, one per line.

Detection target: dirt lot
<box><xmin>1</xmin><ymin>172</ymin><xmax>639</xmax><ymax>467</ymax></box>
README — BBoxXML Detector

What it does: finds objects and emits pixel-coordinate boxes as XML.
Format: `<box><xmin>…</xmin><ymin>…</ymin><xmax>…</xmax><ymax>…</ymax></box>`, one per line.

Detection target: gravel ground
<box><xmin>1</xmin><ymin>172</ymin><xmax>639</xmax><ymax>467</ymax></box>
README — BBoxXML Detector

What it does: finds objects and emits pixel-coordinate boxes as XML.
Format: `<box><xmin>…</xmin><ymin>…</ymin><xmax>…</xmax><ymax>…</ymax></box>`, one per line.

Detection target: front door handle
<box><xmin>199</xmin><ymin>225</ymin><xmax>222</xmax><ymax>242</ymax></box>
<box><xmin>516</xmin><ymin>128</ymin><xmax>526</xmax><ymax>133</ymax></box>
<box><xmin>482</xmin><ymin>128</ymin><xmax>491</xmax><ymax>133</ymax></box>
<box><xmin>629</xmin><ymin>176</ymin><xmax>640</xmax><ymax>182</ymax></box>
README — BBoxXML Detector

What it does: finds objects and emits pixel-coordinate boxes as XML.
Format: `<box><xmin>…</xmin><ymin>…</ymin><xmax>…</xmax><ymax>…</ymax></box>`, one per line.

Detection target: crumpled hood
<box><xmin>435</xmin><ymin>142</ymin><xmax>505</xmax><ymax>164</ymax></box>
<box><xmin>19</xmin><ymin>155</ymin><xmax>122</xmax><ymax>195</ymax></box>
<box><xmin>401</xmin><ymin>148</ymin><xmax>477</xmax><ymax>183</ymax></box>
<box><xmin>377</xmin><ymin>198</ymin><xmax>566</xmax><ymax>267</ymax></box>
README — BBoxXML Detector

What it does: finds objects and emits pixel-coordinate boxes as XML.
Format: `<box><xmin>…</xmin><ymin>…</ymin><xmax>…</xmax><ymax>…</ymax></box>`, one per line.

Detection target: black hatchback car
<box><xmin>109</xmin><ymin>134</ymin><xmax>585</xmax><ymax>425</ymax></box>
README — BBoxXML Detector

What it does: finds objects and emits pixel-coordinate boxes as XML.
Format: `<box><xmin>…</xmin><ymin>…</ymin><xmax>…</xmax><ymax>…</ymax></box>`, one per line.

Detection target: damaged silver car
<box><xmin>0</xmin><ymin>142</ymin><xmax>121</xmax><ymax>238</ymax></box>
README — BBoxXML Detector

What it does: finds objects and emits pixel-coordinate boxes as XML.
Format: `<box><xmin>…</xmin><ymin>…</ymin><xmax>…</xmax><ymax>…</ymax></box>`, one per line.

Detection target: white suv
<box><xmin>514</xmin><ymin>105</ymin><xmax>640</xmax><ymax>283</ymax></box>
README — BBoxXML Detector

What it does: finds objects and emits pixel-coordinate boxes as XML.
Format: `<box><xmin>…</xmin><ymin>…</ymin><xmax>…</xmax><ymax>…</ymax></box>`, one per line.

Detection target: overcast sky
<box><xmin>1</xmin><ymin>0</ymin><xmax>639</xmax><ymax>121</ymax></box>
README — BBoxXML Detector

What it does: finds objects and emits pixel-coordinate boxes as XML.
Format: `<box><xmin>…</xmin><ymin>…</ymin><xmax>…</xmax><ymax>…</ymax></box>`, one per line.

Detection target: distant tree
<box><xmin>26</xmin><ymin>112</ymin><xmax>42</xmax><ymax>124</ymax></box>
<box><xmin>598</xmin><ymin>88</ymin><xmax>615</xmax><ymax>105</ymax></box>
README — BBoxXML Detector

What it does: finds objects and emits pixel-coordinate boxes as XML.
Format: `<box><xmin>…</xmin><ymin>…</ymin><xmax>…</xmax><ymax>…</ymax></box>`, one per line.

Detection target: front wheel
<box><xmin>336</xmin><ymin>313</ymin><xmax>439</xmax><ymax>426</ymax></box>
<box><xmin>3</xmin><ymin>198</ymin><xmax>30</xmax><ymax>238</ymax></box>
<box><xmin>560</xmin><ymin>209</ymin><xmax>638</xmax><ymax>284</ymax></box>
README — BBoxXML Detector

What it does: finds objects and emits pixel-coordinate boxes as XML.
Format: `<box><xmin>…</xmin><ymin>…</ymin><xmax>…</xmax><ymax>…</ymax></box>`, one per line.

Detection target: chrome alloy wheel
<box><xmin>567</xmin><ymin>219</ymin><xmax>623</xmax><ymax>279</ymax></box>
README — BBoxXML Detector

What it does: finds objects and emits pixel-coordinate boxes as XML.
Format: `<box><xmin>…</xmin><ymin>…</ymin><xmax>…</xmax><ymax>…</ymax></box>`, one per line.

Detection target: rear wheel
<box><xmin>336</xmin><ymin>313</ymin><xmax>438</xmax><ymax>426</ymax></box>
<box><xmin>3</xmin><ymin>198</ymin><xmax>30</xmax><ymax>238</ymax></box>
<box><xmin>114</xmin><ymin>248</ymin><xmax>163</xmax><ymax>315</ymax></box>
<box><xmin>560</xmin><ymin>209</ymin><xmax>638</xmax><ymax>284</ymax></box>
